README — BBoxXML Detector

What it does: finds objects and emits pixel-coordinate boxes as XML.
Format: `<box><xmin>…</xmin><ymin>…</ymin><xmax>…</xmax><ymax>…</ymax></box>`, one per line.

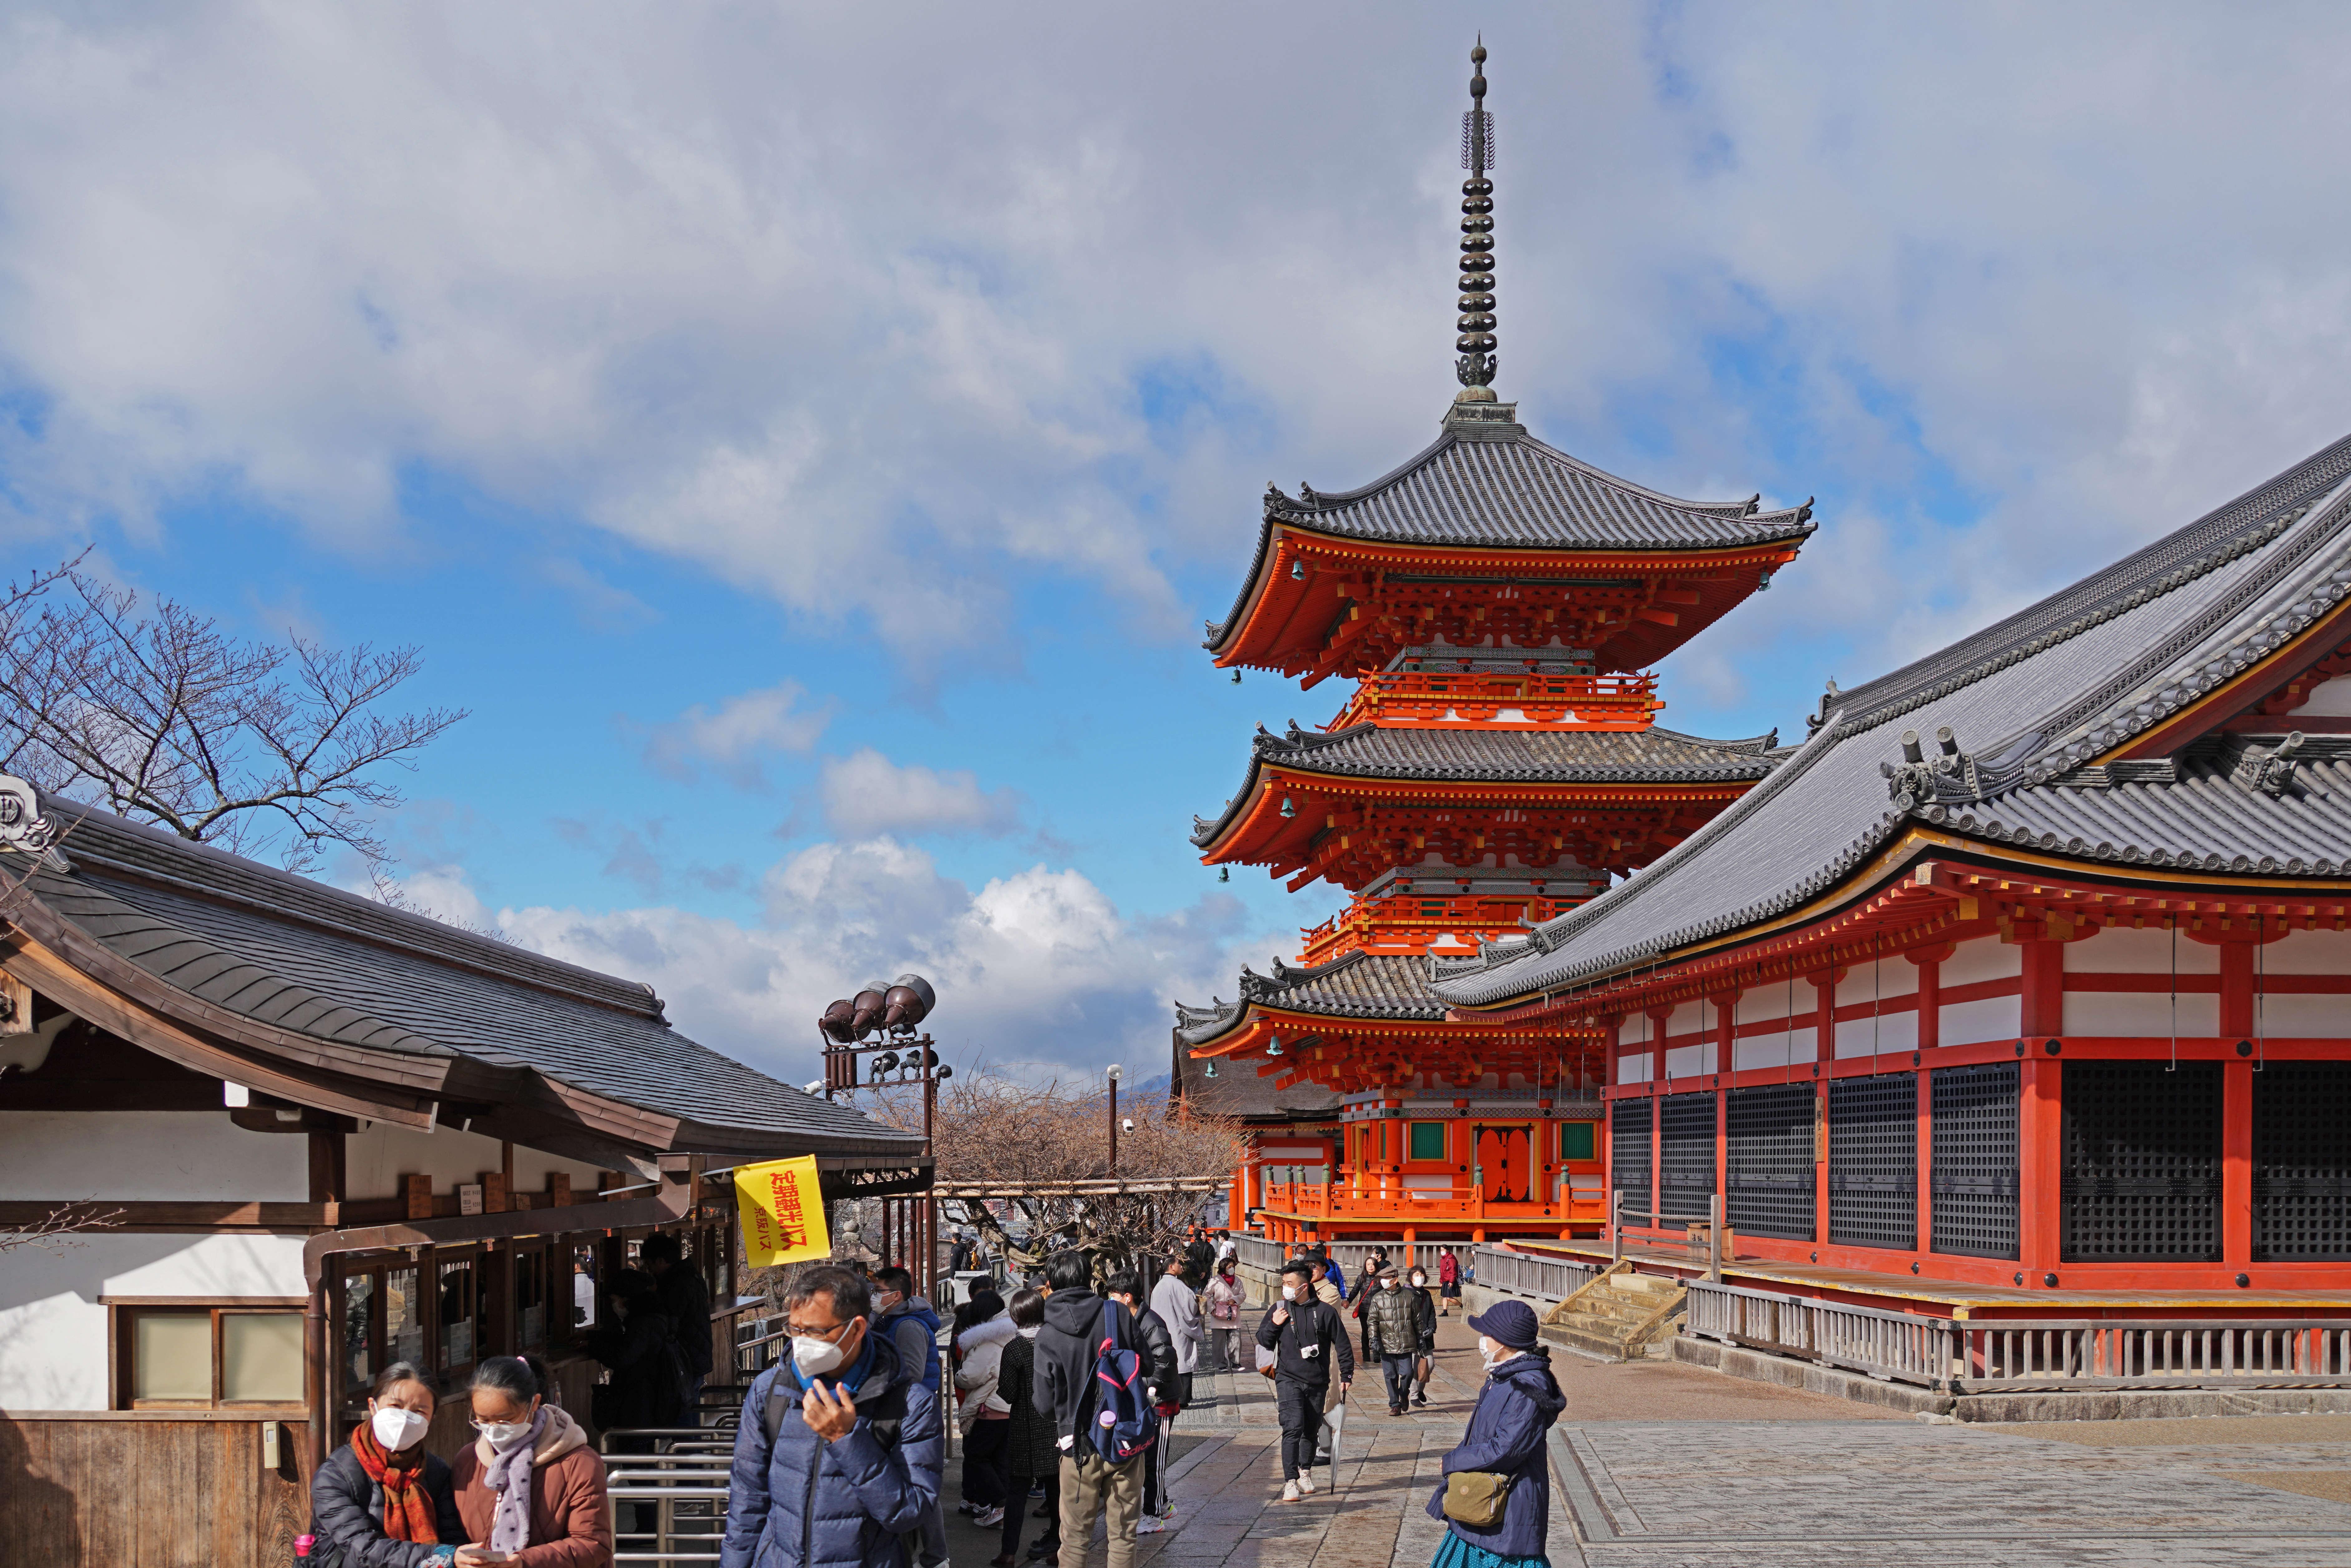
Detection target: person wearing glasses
<box><xmin>447</xmin><ymin>1355</ymin><xmax>611</xmax><ymax>1567</ymax></box>
<box><xmin>720</xmin><ymin>1264</ymin><xmax>943</xmax><ymax>1568</ymax></box>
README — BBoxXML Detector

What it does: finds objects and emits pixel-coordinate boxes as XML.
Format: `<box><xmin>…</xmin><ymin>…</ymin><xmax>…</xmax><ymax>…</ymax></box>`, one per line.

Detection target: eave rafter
<box><xmin>1450</xmin><ymin>831</ymin><xmax>2351</xmax><ymax>1030</ymax></box>
<box><xmin>1215</xmin><ymin>529</ymin><xmax>1802</xmax><ymax>685</ymax></box>
<box><xmin>1185</xmin><ymin>1004</ymin><xmax>1605</xmax><ymax>1097</ymax></box>
<box><xmin>1198</xmin><ymin>769</ymin><xmax>1745</xmax><ymax>890</ymax></box>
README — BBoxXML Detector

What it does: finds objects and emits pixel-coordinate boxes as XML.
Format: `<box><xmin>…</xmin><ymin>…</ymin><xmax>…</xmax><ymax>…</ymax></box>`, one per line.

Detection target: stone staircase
<box><xmin>1538</xmin><ymin>1262</ymin><xmax>1688</xmax><ymax>1361</ymax></box>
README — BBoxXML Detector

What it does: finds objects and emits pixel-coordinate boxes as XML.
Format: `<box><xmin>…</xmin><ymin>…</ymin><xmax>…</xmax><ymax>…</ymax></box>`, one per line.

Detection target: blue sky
<box><xmin>6</xmin><ymin>3</ymin><xmax>2351</xmax><ymax>1087</ymax></box>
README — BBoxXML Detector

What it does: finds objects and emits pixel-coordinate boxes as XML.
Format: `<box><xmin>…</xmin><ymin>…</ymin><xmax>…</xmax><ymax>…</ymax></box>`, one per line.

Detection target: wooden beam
<box><xmin>0</xmin><ymin>1199</ymin><xmax>333</xmax><ymax>1231</ymax></box>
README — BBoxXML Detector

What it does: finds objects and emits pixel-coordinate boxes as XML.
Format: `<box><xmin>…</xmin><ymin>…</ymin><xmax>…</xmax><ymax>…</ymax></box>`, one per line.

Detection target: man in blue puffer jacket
<box><xmin>722</xmin><ymin>1265</ymin><xmax>944</xmax><ymax>1568</ymax></box>
<box><xmin>1425</xmin><ymin>1299</ymin><xmax>1566</xmax><ymax>1567</ymax></box>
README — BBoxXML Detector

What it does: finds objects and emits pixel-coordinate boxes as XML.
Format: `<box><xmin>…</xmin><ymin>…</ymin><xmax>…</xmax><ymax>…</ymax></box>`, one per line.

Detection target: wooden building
<box><xmin>1172</xmin><ymin>48</ymin><xmax>1810</xmax><ymax>1254</ymax></box>
<box><xmin>1437</xmin><ymin>431</ymin><xmax>2351</xmax><ymax>1302</ymax></box>
<box><xmin>0</xmin><ymin>792</ymin><xmax>924</xmax><ymax>1566</ymax></box>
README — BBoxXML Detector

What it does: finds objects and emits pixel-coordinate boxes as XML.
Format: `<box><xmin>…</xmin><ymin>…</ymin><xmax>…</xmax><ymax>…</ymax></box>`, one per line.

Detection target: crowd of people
<box><xmin>307</xmin><ymin>1227</ymin><xmax>1565</xmax><ymax>1568</ymax></box>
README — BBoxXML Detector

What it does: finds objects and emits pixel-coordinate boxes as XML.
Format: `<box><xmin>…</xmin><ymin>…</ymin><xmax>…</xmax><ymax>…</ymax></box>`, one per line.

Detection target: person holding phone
<box><xmin>310</xmin><ymin>1362</ymin><xmax>464</xmax><ymax>1566</ymax></box>
<box><xmin>448</xmin><ymin>1355</ymin><xmax>612</xmax><ymax>1567</ymax></box>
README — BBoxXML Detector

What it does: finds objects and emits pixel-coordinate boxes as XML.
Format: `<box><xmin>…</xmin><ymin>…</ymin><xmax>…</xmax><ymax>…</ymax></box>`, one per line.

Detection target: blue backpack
<box><xmin>1088</xmin><ymin>1300</ymin><xmax>1159</xmax><ymax>1464</ymax></box>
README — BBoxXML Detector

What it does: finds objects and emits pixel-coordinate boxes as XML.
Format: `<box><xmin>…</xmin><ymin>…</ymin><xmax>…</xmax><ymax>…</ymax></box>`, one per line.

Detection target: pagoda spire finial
<box><xmin>1455</xmin><ymin>37</ymin><xmax>1497</xmax><ymax>391</ymax></box>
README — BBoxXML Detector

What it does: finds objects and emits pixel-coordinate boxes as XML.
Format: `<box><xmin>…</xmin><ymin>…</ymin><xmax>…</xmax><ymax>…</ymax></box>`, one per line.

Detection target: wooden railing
<box><xmin>1472</xmin><ymin>1245</ymin><xmax>1596</xmax><ymax>1303</ymax></box>
<box><xmin>1261</xmin><ymin>1178</ymin><xmax>1606</xmax><ymax>1224</ymax></box>
<box><xmin>1686</xmin><ymin>1281</ymin><xmax>2351</xmax><ymax>1393</ymax></box>
<box><xmin>1328</xmin><ymin>669</ymin><xmax>1661</xmax><ymax>730</ymax></box>
<box><xmin>1959</xmin><ymin>1319</ymin><xmax>2351</xmax><ymax>1391</ymax></box>
<box><xmin>1685</xmin><ymin>1281</ymin><xmax>1957</xmax><ymax>1388</ymax></box>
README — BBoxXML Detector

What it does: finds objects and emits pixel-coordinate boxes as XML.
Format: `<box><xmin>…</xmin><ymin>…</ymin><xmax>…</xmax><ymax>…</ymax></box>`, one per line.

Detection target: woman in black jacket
<box><xmin>992</xmin><ymin>1289</ymin><xmax>1058</xmax><ymax>1568</ymax></box>
<box><xmin>310</xmin><ymin>1362</ymin><xmax>463</xmax><ymax>1566</ymax></box>
<box><xmin>587</xmin><ymin>1268</ymin><xmax>689</xmax><ymax>1430</ymax></box>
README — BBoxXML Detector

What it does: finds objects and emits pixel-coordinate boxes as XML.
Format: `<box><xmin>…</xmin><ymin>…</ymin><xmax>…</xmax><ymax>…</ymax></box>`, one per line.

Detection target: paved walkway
<box><xmin>940</xmin><ymin>1309</ymin><xmax>2351</xmax><ymax>1568</ymax></box>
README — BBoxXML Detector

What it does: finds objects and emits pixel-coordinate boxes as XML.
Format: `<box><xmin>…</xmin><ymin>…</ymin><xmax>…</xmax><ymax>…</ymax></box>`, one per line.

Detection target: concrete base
<box><xmin>1670</xmin><ymin>1333</ymin><xmax>2351</xmax><ymax>1422</ymax></box>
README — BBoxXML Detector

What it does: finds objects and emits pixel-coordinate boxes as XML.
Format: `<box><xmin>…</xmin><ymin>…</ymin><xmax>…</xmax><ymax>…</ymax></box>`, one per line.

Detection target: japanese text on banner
<box><xmin>735</xmin><ymin>1155</ymin><xmax>832</xmax><ymax>1267</ymax></box>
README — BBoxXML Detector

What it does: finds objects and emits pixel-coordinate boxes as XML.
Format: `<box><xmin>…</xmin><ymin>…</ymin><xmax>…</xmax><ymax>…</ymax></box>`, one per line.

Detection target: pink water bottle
<box><xmin>295</xmin><ymin>1535</ymin><xmax>315</xmax><ymax>1562</ymax></box>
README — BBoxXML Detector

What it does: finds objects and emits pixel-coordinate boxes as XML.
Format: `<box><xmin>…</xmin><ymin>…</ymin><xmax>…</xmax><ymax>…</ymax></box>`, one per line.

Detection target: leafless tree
<box><xmin>0</xmin><ymin>558</ymin><xmax>466</xmax><ymax>873</ymax></box>
<box><xmin>0</xmin><ymin>1200</ymin><xmax>125</xmax><ymax>1256</ymax></box>
<box><xmin>870</xmin><ymin>1071</ymin><xmax>1241</xmax><ymax>1277</ymax></box>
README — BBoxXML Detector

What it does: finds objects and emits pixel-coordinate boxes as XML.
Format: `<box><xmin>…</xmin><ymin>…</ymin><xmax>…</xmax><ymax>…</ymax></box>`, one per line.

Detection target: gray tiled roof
<box><xmin>28</xmin><ymin>801</ymin><xmax>920</xmax><ymax>1156</ymax></box>
<box><xmin>1169</xmin><ymin>1033</ymin><xmax>1342</xmax><ymax>1121</ymax></box>
<box><xmin>1190</xmin><ymin>722</ymin><xmax>1783</xmax><ymax>847</ymax></box>
<box><xmin>1435</xmin><ymin>431</ymin><xmax>2351</xmax><ymax>1008</ymax></box>
<box><xmin>1173</xmin><ymin>951</ymin><xmax>1444</xmax><ymax>1048</ymax></box>
<box><xmin>1206</xmin><ymin>431</ymin><xmax>1814</xmax><ymax>647</ymax></box>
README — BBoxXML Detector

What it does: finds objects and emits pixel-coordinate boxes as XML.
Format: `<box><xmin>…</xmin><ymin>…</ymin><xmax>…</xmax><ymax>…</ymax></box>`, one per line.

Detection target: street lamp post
<box><xmin>1107</xmin><ymin>1063</ymin><xmax>1122</xmax><ymax>1176</ymax></box>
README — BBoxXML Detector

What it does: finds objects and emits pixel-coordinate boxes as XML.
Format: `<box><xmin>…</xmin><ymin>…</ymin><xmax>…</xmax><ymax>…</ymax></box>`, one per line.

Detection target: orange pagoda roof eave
<box><xmin>1206</xmin><ymin>526</ymin><xmax>1806</xmax><ymax>677</ymax></box>
<box><xmin>1192</xmin><ymin>764</ymin><xmax>1751</xmax><ymax>873</ymax></box>
<box><xmin>1440</xmin><ymin>828</ymin><xmax>2351</xmax><ymax>1028</ymax></box>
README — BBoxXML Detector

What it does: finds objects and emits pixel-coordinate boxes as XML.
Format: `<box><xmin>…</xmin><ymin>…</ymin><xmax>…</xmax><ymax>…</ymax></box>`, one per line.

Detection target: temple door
<box><xmin>1476</xmin><ymin>1126</ymin><xmax>1534</xmax><ymax>1202</ymax></box>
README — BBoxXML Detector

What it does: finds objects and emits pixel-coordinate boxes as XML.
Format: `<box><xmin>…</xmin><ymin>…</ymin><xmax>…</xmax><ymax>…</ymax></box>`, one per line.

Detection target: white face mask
<box><xmin>371</xmin><ymin>1405</ymin><xmax>429</xmax><ymax>1453</ymax></box>
<box><xmin>1280</xmin><ymin>1284</ymin><xmax>1300</xmax><ymax>1302</ymax></box>
<box><xmin>1381</xmin><ymin>1277</ymin><xmax>1398</xmax><ymax>1290</ymax></box>
<box><xmin>1410</xmin><ymin>1276</ymin><xmax>1427</xmax><ymax>1289</ymax></box>
<box><xmin>479</xmin><ymin>1419</ymin><xmax>533</xmax><ymax>1449</ymax></box>
<box><xmin>1477</xmin><ymin>1337</ymin><xmax>1507</xmax><ymax>1369</ymax></box>
<box><xmin>793</xmin><ymin>1326</ymin><xmax>853</xmax><ymax>1378</ymax></box>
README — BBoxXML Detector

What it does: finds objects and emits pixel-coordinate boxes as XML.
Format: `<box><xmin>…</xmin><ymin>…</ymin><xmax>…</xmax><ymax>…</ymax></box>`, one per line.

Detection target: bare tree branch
<box><xmin>0</xmin><ymin>1200</ymin><xmax>125</xmax><ymax>1256</ymax></box>
<box><xmin>0</xmin><ymin>561</ymin><xmax>467</xmax><ymax>874</ymax></box>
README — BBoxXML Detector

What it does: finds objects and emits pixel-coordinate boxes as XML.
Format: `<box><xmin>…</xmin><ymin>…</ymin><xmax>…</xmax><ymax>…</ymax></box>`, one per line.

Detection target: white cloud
<box><xmin>496</xmin><ymin>836</ymin><xmax>1274</xmax><ymax>1082</ymax></box>
<box><xmin>641</xmin><ymin>681</ymin><xmax>832</xmax><ymax>787</ymax></box>
<box><xmin>818</xmin><ymin>748</ymin><xmax>1022</xmax><ymax>838</ymax></box>
<box><xmin>6</xmin><ymin>5</ymin><xmax>2351</xmax><ymax>694</ymax></box>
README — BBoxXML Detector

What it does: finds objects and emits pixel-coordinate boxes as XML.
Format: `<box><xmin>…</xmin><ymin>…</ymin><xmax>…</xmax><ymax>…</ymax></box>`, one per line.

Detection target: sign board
<box><xmin>736</xmin><ymin>1155</ymin><xmax>832</xmax><ymax>1268</ymax></box>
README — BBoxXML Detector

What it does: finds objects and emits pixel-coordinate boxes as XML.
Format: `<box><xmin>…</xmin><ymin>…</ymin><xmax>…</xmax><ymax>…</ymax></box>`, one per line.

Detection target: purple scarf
<box><xmin>485</xmin><ymin>1404</ymin><xmax>551</xmax><ymax>1553</ymax></box>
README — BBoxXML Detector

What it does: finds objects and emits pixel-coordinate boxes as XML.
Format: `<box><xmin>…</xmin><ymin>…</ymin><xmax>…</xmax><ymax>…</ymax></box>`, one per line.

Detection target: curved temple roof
<box><xmin>1435</xmin><ymin>430</ymin><xmax>2351</xmax><ymax>1010</ymax></box>
<box><xmin>1176</xmin><ymin>950</ymin><xmax>1449</xmax><ymax>1049</ymax></box>
<box><xmin>1205</xmin><ymin>425</ymin><xmax>1815</xmax><ymax>660</ymax></box>
<box><xmin>7</xmin><ymin>799</ymin><xmax>921</xmax><ymax>1158</ymax></box>
<box><xmin>1190</xmin><ymin>720</ymin><xmax>1783</xmax><ymax>849</ymax></box>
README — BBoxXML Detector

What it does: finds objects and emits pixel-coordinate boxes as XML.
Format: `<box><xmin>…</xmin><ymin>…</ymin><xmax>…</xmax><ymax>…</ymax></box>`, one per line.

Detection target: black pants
<box><xmin>964</xmin><ymin>1418</ymin><xmax>1009</xmax><ymax>1511</ymax></box>
<box><xmin>1381</xmin><ymin>1353</ymin><xmax>1416</xmax><ymax>1410</ymax></box>
<box><xmin>1141</xmin><ymin>1373</ymin><xmax>1191</xmax><ymax>1514</ymax></box>
<box><xmin>1003</xmin><ymin>1465</ymin><xmax>1058</xmax><ymax>1559</ymax></box>
<box><xmin>1275</xmin><ymin>1379</ymin><xmax>1327</xmax><ymax>1480</ymax></box>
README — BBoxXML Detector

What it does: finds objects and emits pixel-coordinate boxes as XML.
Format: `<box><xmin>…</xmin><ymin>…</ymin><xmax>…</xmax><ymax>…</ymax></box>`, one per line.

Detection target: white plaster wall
<box><xmin>0</xmin><ymin>1233</ymin><xmax>306</xmax><ymax>1411</ymax></box>
<box><xmin>1617</xmin><ymin>1052</ymin><xmax>1653</xmax><ymax>1085</ymax></box>
<box><xmin>2068</xmin><ymin>925</ymin><xmax>2221</xmax><ymax>976</ymax></box>
<box><xmin>0</xmin><ymin>1111</ymin><xmax>309</xmax><ymax>1202</ymax></box>
<box><xmin>1837</xmin><ymin>1007</ymin><xmax>1918</xmax><ymax>1058</ymax></box>
<box><xmin>1940</xmin><ymin>937</ymin><xmax>2023</xmax><ymax>989</ymax></box>
<box><xmin>2261</xmin><ymin>929</ymin><xmax>2351</xmax><ymax>974</ymax></box>
<box><xmin>1734</xmin><ymin>1029</ymin><xmax>1811</xmax><ymax>1071</ymax></box>
<box><xmin>1835</xmin><ymin>960</ymin><xmax>1918</xmax><ymax>1008</ymax></box>
<box><xmin>2065</xmin><ymin>989</ymin><xmax>2219</xmax><ymax>1037</ymax></box>
<box><xmin>1736</xmin><ymin>982</ymin><xmax>1809</xmax><ymax>1027</ymax></box>
<box><xmin>2289</xmin><ymin>674</ymin><xmax>2351</xmax><ymax>716</ymax></box>
<box><xmin>346</xmin><ymin>1122</ymin><xmax>604</xmax><ymax>1201</ymax></box>
<box><xmin>1942</xmin><ymin>994</ymin><xmax>2021</xmax><ymax>1046</ymax></box>
<box><xmin>2257</xmin><ymin>995</ymin><xmax>2351</xmax><ymax>1037</ymax></box>
<box><xmin>1663</xmin><ymin>1043</ymin><xmax>1706</xmax><ymax>1077</ymax></box>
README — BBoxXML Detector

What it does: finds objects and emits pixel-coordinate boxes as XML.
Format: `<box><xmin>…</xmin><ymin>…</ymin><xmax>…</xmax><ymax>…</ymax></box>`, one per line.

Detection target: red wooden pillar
<box><xmin>1712</xmin><ymin>991</ymin><xmax>1737</xmax><ymax>1226</ymax></box>
<box><xmin>1912</xmin><ymin>954</ymin><xmax>1940</xmax><ymax>1256</ymax></box>
<box><xmin>1648</xmin><ymin>1008</ymin><xmax>1670</xmax><ymax>1229</ymax></box>
<box><xmin>1811</xmin><ymin>973</ymin><xmax>1836</xmax><ymax>1248</ymax></box>
<box><xmin>2018</xmin><ymin>935</ymin><xmax>2065</xmax><ymax>1275</ymax></box>
<box><xmin>2221</xmin><ymin>940</ymin><xmax>2255</xmax><ymax>1270</ymax></box>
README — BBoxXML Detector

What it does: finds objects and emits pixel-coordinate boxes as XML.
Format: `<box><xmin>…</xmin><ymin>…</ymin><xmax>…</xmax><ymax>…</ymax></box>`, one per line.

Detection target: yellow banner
<box><xmin>735</xmin><ymin>1155</ymin><xmax>831</xmax><ymax>1268</ymax></box>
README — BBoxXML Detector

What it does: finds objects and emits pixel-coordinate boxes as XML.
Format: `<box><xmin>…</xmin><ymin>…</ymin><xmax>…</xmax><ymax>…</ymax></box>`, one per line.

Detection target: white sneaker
<box><xmin>975</xmin><ymin>1506</ymin><xmax>1004</xmax><ymax>1528</ymax></box>
<box><xmin>1280</xmin><ymin>1480</ymin><xmax>1301</xmax><ymax>1503</ymax></box>
<box><xmin>1296</xmin><ymin>1474</ymin><xmax>1315</xmax><ymax>1496</ymax></box>
<box><xmin>1135</xmin><ymin>1515</ymin><xmax>1166</xmax><ymax>1534</ymax></box>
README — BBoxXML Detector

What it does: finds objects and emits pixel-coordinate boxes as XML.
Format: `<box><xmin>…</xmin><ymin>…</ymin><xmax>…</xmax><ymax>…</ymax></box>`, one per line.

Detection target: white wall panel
<box><xmin>2068</xmin><ymin>924</ymin><xmax>2220</xmax><ymax>976</ymax></box>
<box><xmin>0</xmin><ymin>1111</ymin><xmax>308</xmax><ymax>1202</ymax></box>
<box><xmin>1836</xmin><ymin>959</ymin><xmax>1918</xmax><ymax>1008</ymax></box>
<box><xmin>1663</xmin><ymin>1044</ymin><xmax>1705</xmax><ymax>1077</ymax></box>
<box><xmin>2262</xmin><ymin>929</ymin><xmax>2351</xmax><ymax>975</ymax></box>
<box><xmin>2063</xmin><ymin>989</ymin><xmax>2217</xmax><ymax>1037</ymax></box>
<box><xmin>1941</xmin><ymin>937</ymin><xmax>2023</xmax><ymax>989</ymax></box>
<box><xmin>1734</xmin><ymin>1029</ymin><xmax>1811</xmax><ymax>1072</ymax></box>
<box><xmin>347</xmin><ymin>1123</ymin><xmax>603</xmax><ymax>1201</ymax></box>
<box><xmin>1836</xmin><ymin>1008</ymin><xmax>1918</xmax><ymax>1058</ymax></box>
<box><xmin>0</xmin><ymin>1234</ymin><xmax>306</xmax><ymax>1411</ymax></box>
<box><xmin>2255</xmin><ymin>995</ymin><xmax>2351</xmax><ymax>1037</ymax></box>
<box><xmin>1942</xmin><ymin>994</ymin><xmax>2022</xmax><ymax>1047</ymax></box>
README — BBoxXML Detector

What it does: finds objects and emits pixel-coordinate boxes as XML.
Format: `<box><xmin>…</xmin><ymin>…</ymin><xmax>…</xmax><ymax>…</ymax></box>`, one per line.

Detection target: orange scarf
<box><xmin>351</xmin><ymin>1421</ymin><xmax>441</xmax><ymax>1543</ymax></box>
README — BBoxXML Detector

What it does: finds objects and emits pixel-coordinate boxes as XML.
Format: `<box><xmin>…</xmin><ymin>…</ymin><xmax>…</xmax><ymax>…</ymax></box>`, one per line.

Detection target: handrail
<box><xmin>1685</xmin><ymin>1281</ymin><xmax>2351</xmax><ymax>1393</ymax></box>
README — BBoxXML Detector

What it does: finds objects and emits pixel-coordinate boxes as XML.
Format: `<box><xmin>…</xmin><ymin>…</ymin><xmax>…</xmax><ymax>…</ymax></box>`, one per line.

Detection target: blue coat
<box><xmin>1425</xmin><ymin>1350</ymin><xmax>1565</xmax><ymax>1559</ymax></box>
<box><xmin>719</xmin><ymin>1329</ymin><xmax>944</xmax><ymax>1568</ymax></box>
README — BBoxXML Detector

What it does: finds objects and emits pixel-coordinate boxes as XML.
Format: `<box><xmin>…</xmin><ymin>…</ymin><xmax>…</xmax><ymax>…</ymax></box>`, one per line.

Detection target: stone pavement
<box><xmin>940</xmin><ymin>1307</ymin><xmax>2351</xmax><ymax>1568</ymax></box>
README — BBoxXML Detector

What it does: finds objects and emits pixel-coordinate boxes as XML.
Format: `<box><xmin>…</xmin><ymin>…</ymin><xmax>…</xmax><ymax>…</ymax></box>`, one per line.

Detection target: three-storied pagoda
<box><xmin>1173</xmin><ymin>45</ymin><xmax>1813</xmax><ymax>1253</ymax></box>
